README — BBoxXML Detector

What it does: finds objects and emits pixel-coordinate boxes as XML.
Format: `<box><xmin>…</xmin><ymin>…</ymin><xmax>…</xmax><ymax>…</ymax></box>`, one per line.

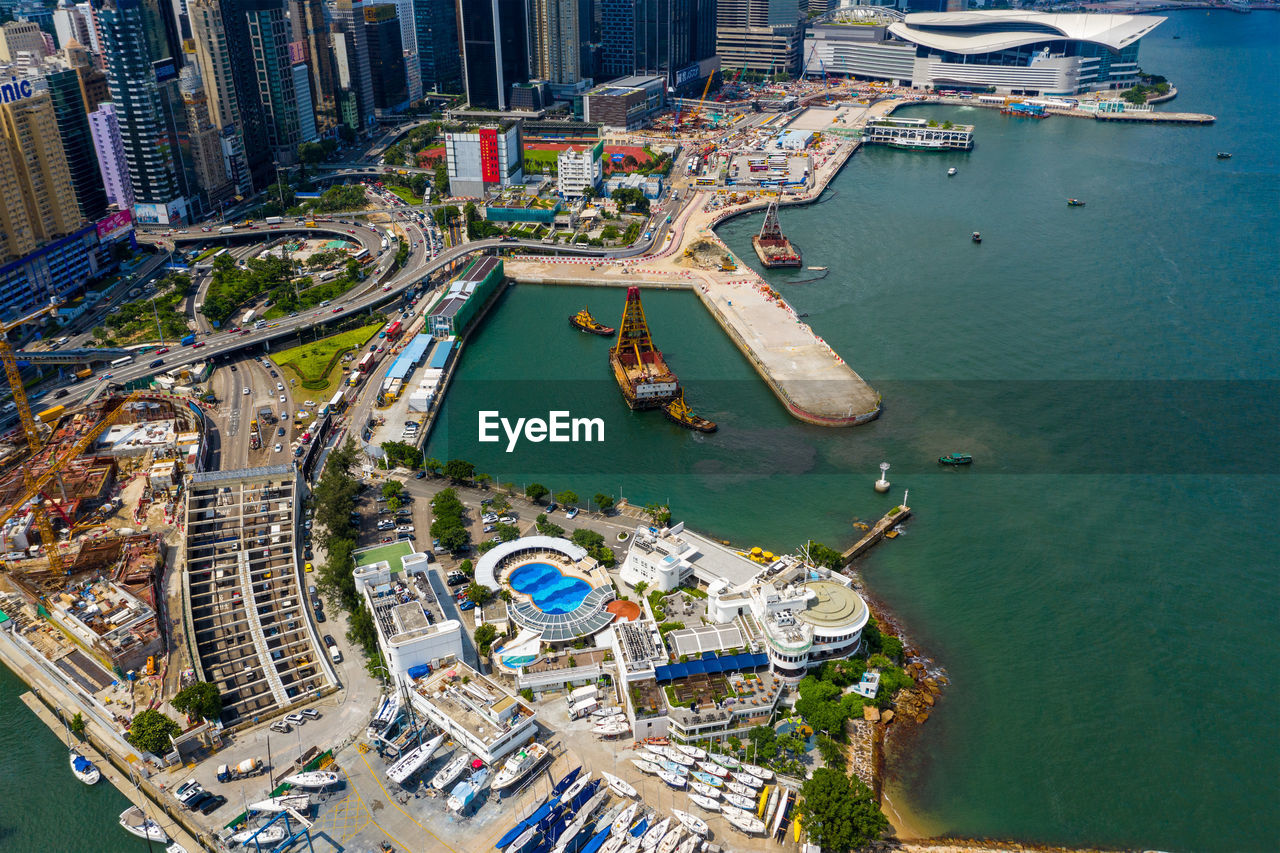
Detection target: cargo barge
<box><xmin>609</xmin><ymin>286</ymin><xmax>679</xmax><ymax>409</ymax></box>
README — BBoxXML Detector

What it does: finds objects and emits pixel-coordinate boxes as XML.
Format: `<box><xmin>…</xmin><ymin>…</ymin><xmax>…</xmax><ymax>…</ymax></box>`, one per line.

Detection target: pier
<box><xmin>842</xmin><ymin>503</ymin><xmax>912</xmax><ymax>565</ymax></box>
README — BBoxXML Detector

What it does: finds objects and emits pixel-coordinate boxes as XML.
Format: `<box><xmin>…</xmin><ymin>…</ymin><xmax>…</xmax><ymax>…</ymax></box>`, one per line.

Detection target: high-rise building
<box><xmin>179</xmin><ymin>63</ymin><xmax>235</xmax><ymax>203</ymax></box>
<box><xmin>556</xmin><ymin>139</ymin><xmax>602</xmax><ymax>198</ymax></box>
<box><xmin>443</xmin><ymin>121</ymin><xmax>522</xmax><ymax>197</ymax></box>
<box><xmin>602</xmin><ymin>0</ymin><xmax>717</xmax><ymax>93</ymax></box>
<box><xmin>363</xmin><ymin>3</ymin><xmax>406</xmax><ymax>114</ymax></box>
<box><xmin>380</xmin><ymin>0</ymin><xmax>422</xmax><ymax>102</ymax></box>
<box><xmin>0</xmin><ymin>88</ymin><xmax>81</xmax><ymax>261</ymax></box>
<box><xmin>715</xmin><ymin>0</ymin><xmax>804</xmax><ymax>76</ymax></box>
<box><xmin>290</xmin><ymin>61</ymin><xmax>317</xmax><ymax>142</ymax></box>
<box><xmin>331</xmin><ymin>0</ymin><xmax>374</xmax><ymax>127</ymax></box>
<box><xmin>98</xmin><ymin>0</ymin><xmax>192</xmax><ymax>224</ymax></box>
<box><xmin>0</xmin><ymin>20</ymin><xmax>49</xmax><ymax>62</ymax></box>
<box><xmin>532</xmin><ymin>0</ymin><xmax>581</xmax><ymax>86</ymax></box>
<box><xmin>46</xmin><ymin>68</ymin><xmax>108</xmax><ymax>221</ymax></box>
<box><xmin>288</xmin><ymin>0</ymin><xmax>336</xmax><ymax>117</ymax></box>
<box><xmin>88</xmin><ymin>102</ymin><xmax>134</xmax><ymax>209</ymax></box>
<box><xmin>457</xmin><ymin>0</ymin><xmax>528</xmax><ymax>110</ymax></box>
<box><xmin>246</xmin><ymin>2</ymin><xmax>300</xmax><ymax>163</ymax></box>
<box><xmin>213</xmin><ymin>0</ymin><xmax>278</xmax><ymax>187</ymax></box>
<box><xmin>74</xmin><ymin>2</ymin><xmax>106</xmax><ymax>59</ymax></box>
<box><xmin>188</xmin><ymin>0</ymin><xmax>252</xmax><ymax>194</ymax></box>
<box><xmin>410</xmin><ymin>0</ymin><xmax>460</xmax><ymax>94</ymax></box>
<box><xmin>53</xmin><ymin>0</ymin><xmax>93</xmax><ymax>50</ymax></box>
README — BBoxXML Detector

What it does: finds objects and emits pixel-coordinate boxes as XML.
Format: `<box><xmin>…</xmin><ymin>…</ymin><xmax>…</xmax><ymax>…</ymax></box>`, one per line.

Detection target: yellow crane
<box><xmin>0</xmin><ymin>298</ymin><xmax>61</xmax><ymax>451</ymax></box>
<box><xmin>682</xmin><ymin>71</ymin><xmax>718</xmax><ymax>127</ymax></box>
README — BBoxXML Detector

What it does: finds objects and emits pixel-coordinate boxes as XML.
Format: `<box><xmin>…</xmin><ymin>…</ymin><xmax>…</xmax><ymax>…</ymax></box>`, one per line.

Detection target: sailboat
<box><xmin>694</xmin><ymin>761</ymin><xmax>727</xmax><ymax>779</ymax></box>
<box><xmin>708</xmin><ymin>752</ymin><xmax>739</xmax><ymax>769</ymax></box>
<box><xmin>119</xmin><ymin>806</ymin><xmax>168</xmax><ymax>843</ymax></box>
<box><xmin>731</xmin><ymin>770</ymin><xmax>763</xmax><ymax>790</ymax></box>
<box><xmin>687</xmin><ymin>793</ymin><xmax>720</xmax><ymax>813</ymax></box>
<box><xmin>248</xmin><ymin>793</ymin><xmax>311</xmax><ymax>813</ymax></box>
<box><xmin>631</xmin><ymin>758</ymin><xmax>662</xmax><ymax>775</ymax></box>
<box><xmin>611</xmin><ymin>802</ymin><xmax>639</xmax><ymax>836</ymax></box>
<box><xmin>671</xmin><ymin>810</ymin><xmax>707</xmax><ymax>838</ymax></box>
<box><xmin>70</xmin><ymin>751</ymin><xmax>101</xmax><ymax>785</ymax></box>
<box><xmin>656</xmin><ymin>826</ymin><xmax>683</xmax><ymax>853</ymax></box>
<box><xmin>674</xmin><ymin>835</ymin><xmax>701</xmax><ymax>853</ymax></box>
<box><xmin>722</xmin><ymin>805</ymin><xmax>766</xmax><ymax>834</ymax></box>
<box><xmin>431</xmin><ymin>751</ymin><xmax>472</xmax><ymax>791</ymax></box>
<box><xmin>229</xmin><ymin>824</ymin><xmax>288</xmax><ymax>845</ymax></box>
<box><xmin>722</xmin><ymin>791</ymin><xmax>756</xmax><ymax>811</ymax></box>
<box><xmin>560</xmin><ymin>772</ymin><xmax>593</xmax><ymax>804</ymax></box>
<box><xmin>283</xmin><ymin>770</ymin><xmax>341</xmax><ymax>788</ymax></box>
<box><xmin>657</xmin><ymin>770</ymin><xmax>687</xmax><ymax>789</ymax></box>
<box><xmin>601</xmin><ymin>771</ymin><xmax>637</xmax><ymax>799</ymax></box>
<box><xmin>387</xmin><ymin>733</ymin><xmax>446</xmax><ymax>785</ymax></box>
<box><xmin>738</xmin><ymin>761</ymin><xmax>773</xmax><ymax>781</ymax></box>
<box><xmin>688</xmin><ymin>779</ymin><xmax>720</xmax><ymax>797</ymax></box>
<box><xmin>673</xmin><ymin>744</ymin><xmax>705</xmax><ymax>760</ymax></box>
<box><xmin>551</xmin><ymin>766</ymin><xmax>583</xmax><ymax>797</ymax></box>
<box><xmin>640</xmin><ymin>817</ymin><xmax>670</xmax><ymax>851</ymax></box>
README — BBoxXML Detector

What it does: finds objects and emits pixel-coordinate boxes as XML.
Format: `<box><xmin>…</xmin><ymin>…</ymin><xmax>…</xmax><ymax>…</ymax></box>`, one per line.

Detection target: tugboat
<box><xmin>971</xmin><ymin>231</ymin><xmax>982</xmax><ymax>244</ymax></box>
<box><xmin>939</xmin><ymin>453</ymin><xmax>973</xmax><ymax>466</ymax></box>
<box><xmin>570</xmin><ymin>306</ymin><xmax>616</xmax><ymax>336</ymax></box>
<box><xmin>663</xmin><ymin>390</ymin><xmax>717</xmax><ymax>433</ymax></box>
<box><xmin>1067</xmin><ymin>198</ymin><xmax>1086</xmax><ymax>207</ymax></box>
<box><xmin>1216</xmin><ymin>152</ymin><xmax>1232</xmax><ymax>159</ymax></box>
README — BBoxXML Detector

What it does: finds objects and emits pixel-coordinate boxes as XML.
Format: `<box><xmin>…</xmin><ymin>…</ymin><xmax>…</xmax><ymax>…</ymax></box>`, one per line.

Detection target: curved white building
<box><xmin>707</xmin><ymin>567</ymin><xmax>869</xmax><ymax>682</ymax></box>
<box><xmin>805</xmin><ymin>10</ymin><xmax>1163</xmax><ymax>96</ymax></box>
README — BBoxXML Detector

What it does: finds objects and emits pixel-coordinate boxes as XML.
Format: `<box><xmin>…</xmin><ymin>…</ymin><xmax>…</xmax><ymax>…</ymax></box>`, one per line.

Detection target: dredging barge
<box><xmin>751</xmin><ymin>201</ymin><xmax>801</xmax><ymax>268</ymax></box>
<box><xmin>609</xmin><ymin>286</ymin><xmax>679</xmax><ymax>410</ymax></box>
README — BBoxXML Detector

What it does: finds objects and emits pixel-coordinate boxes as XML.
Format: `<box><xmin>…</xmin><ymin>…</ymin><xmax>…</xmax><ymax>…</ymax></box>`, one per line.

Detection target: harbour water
<box><xmin>0</xmin><ymin>11</ymin><xmax>1274</xmax><ymax>853</ymax></box>
<box><xmin>431</xmin><ymin>13</ymin><xmax>1278</xmax><ymax>851</ymax></box>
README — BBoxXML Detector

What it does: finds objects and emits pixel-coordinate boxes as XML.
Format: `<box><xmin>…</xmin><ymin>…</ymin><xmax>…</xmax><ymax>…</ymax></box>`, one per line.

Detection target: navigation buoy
<box><xmin>875</xmin><ymin>462</ymin><xmax>891</xmax><ymax>493</ymax></box>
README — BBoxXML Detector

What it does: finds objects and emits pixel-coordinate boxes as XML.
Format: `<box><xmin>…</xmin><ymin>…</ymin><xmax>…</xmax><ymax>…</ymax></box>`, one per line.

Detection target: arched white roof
<box><xmin>889</xmin><ymin>11</ymin><xmax>1164</xmax><ymax>55</ymax></box>
<box><xmin>474</xmin><ymin>536</ymin><xmax>589</xmax><ymax>589</ymax></box>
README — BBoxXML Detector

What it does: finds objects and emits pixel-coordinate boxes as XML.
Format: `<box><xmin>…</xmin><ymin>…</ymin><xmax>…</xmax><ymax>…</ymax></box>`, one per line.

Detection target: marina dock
<box><xmin>842</xmin><ymin>504</ymin><xmax>911</xmax><ymax>565</ymax></box>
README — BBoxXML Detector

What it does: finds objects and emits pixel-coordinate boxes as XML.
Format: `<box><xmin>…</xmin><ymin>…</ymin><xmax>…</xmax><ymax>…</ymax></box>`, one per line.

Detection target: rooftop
<box><xmin>796</xmin><ymin>580</ymin><xmax>866</xmax><ymax>629</ymax></box>
<box><xmin>411</xmin><ymin>661</ymin><xmax>535</xmax><ymax>745</ymax></box>
<box><xmin>890</xmin><ymin>10</ymin><xmax>1164</xmax><ymax>54</ymax></box>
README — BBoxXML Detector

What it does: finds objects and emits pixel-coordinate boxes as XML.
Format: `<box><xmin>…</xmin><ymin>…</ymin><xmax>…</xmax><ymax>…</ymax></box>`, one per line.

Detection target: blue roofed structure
<box><xmin>653</xmin><ymin>652</ymin><xmax>769</xmax><ymax>682</ymax></box>
<box><xmin>385</xmin><ymin>334</ymin><xmax>434</xmax><ymax>381</ymax></box>
<box><xmin>428</xmin><ymin>339</ymin><xmax>455</xmax><ymax>370</ymax></box>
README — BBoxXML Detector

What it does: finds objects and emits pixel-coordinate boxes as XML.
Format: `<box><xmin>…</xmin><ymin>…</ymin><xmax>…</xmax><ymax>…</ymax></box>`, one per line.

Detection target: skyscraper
<box><xmin>88</xmin><ymin>102</ymin><xmax>135</xmax><ymax>209</ymax></box>
<box><xmin>46</xmin><ymin>68</ymin><xmax>108</xmax><ymax>221</ymax></box>
<box><xmin>98</xmin><ymin>0</ymin><xmax>192</xmax><ymax>224</ymax></box>
<box><xmin>179</xmin><ymin>63</ymin><xmax>235</xmax><ymax>203</ymax></box>
<box><xmin>290</xmin><ymin>62</ymin><xmax>317</xmax><ymax>142</ymax></box>
<box><xmin>715</xmin><ymin>0</ymin><xmax>804</xmax><ymax>76</ymax></box>
<box><xmin>602</xmin><ymin>0</ymin><xmax>716</xmax><ymax>92</ymax></box>
<box><xmin>246</xmin><ymin>2</ymin><xmax>300</xmax><ymax>164</ymax></box>
<box><xmin>213</xmin><ymin>0</ymin><xmax>279</xmax><ymax>187</ymax></box>
<box><xmin>53</xmin><ymin>0</ymin><xmax>93</xmax><ymax>50</ymax></box>
<box><xmin>0</xmin><ymin>88</ymin><xmax>81</xmax><ymax>261</ymax></box>
<box><xmin>287</xmin><ymin>0</ymin><xmax>336</xmax><ymax>117</ymax></box>
<box><xmin>364</xmin><ymin>4</ymin><xmax>406</xmax><ymax>114</ymax></box>
<box><xmin>457</xmin><ymin>0</ymin><xmax>528</xmax><ymax>109</ymax></box>
<box><xmin>532</xmin><ymin>0</ymin><xmax>581</xmax><ymax>86</ymax></box>
<box><xmin>410</xmin><ymin>0</ymin><xmax>460</xmax><ymax>94</ymax></box>
<box><xmin>331</xmin><ymin>0</ymin><xmax>374</xmax><ymax>128</ymax></box>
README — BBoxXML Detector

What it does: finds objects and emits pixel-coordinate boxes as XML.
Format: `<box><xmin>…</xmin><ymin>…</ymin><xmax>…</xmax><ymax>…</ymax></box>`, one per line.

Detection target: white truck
<box><xmin>216</xmin><ymin>757</ymin><xmax>263</xmax><ymax>782</ymax></box>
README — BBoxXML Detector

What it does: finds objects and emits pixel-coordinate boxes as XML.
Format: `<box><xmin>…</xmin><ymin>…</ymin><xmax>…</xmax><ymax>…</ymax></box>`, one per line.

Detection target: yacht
<box><xmin>695</xmin><ymin>761</ymin><xmax>728</xmax><ymax>779</ymax></box>
<box><xmin>722</xmin><ymin>806</ymin><xmax>766</xmax><ymax>834</ymax></box>
<box><xmin>674</xmin><ymin>744</ymin><xmax>705</xmax><ymax>760</ymax></box>
<box><xmin>601</xmin><ymin>771</ymin><xmax>637</xmax><ymax>799</ymax></box>
<box><xmin>387</xmin><ymin>733</ymin><xmax>446</xmax><ymax>786</ymax></box>
<box><xmin>947</xmin><ymin>167</ymin><xmax>957</xmax><ymax>176</ymax></box>
<box><xmin>248</xmin><ymin>793</ymin><xmax>311</xmax><ymax>813</ymax></box>
<box><xmin>493</xmin><ymin>742</ymin><xmax>550</xmax><ymax>791</ymax></box>
<box><xmin>430</xmin><ymin>751</ymin><xmax>471</xmax><ymax>791</ymax></box>
<box><xmin>671</xmin><ymin>809</ymin><xmax>708</xmax><ymax>837</ymax></box>
<box><xmin>229</xmin><ymin>825</ymin><xmax>288</xmax><ymax>846</ymax></box>
<box><xmin>611</xmin><ymin>802</ymin><xmax>639</xmax><ymax>836</ymax></box>
<box><xmin>640</xmin><ymin>818</ymin><xmax>670</xmax><ymax>851</ymax></box>
<box><xmin>708</xmin><ymin>752</ymin><xmax>739</xmax><ymax>770</ymax></box>
<box><xmin>119</xmin><ymin>806</ymin><xmax>168</xmax><ymax>843</ymax></box>
<box><xmin>283</xmin><ymin>771</ymin><xmax>341</xmax><ymax>789</ymax></box>
<box><xmin>688</xmin><ymin>793</ymin><xmax>720</xmax><ymax>813</ymax></box>
<box><xmin>689</xmin><ymin>779</ymin><xmax>721</xmax><ymax>798</ymax></box>
<box><xmin>70</xmin><ymin>751</ymin><xmax>100</xmax><ymax>785</ymax></box>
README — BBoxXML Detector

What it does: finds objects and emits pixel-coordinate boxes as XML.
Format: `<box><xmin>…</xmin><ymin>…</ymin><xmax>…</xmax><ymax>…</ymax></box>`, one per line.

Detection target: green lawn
<box><xmin>387</xmin><ymin>186</ymin><xmax>423</xmax><ymax>205</ymax></box>
<box><xmin>272</xmin><ymin>322</ymin><xmax>382</xmax><ymax>400</ymax></box>
<box><xmin>523</xmin><ymin>148</ymin><xmax>560</xmax><ymax>165</ymax></box>
<box><xmin>353</xmin><ymin>541</ymin><xmax>415</xmax><ymax>575</ymax></box>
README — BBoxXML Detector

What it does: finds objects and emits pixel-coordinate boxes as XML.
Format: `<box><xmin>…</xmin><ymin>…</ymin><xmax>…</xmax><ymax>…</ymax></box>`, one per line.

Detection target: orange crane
<box><xmin>682</xmin><ymin>71</ymin><xmax>718</xmax><ymax>127</ymax></box>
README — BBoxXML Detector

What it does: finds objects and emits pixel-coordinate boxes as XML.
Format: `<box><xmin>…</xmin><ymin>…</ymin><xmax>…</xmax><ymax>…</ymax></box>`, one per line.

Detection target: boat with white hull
<box><xmin>70</xmin><ymin>751</ymin><xmax>100</xmax><ymax>785</ymax></box>
<box><xmin>731</xmin><ymin>770</ymin><xmax>763</xmax><ymax>789</ymax></box>
<box><xmin>229</xmin><ymin>824</ymin><xmax>288</xmax><ymax>845</ymax></box>
<box><xmin>611</xmin><ymin>802</ymin><xmax>638</xmax><ymax>836</ymax></box>
<box><xmin>249</xmin><ymin>793</ymin><xmax>311</xmax><ymax>813</ymax></box>
<box><xmin>652</xmin><ymin>746</ymin><xmax>693</xmax><ymax>766</ymax></box>
<box><xmin>387</xmin><ymin>733</ymin><xmax>445</xmax><ymax>785</ymax></box>
<box><xmin>656</xmin><ymin>827</ymin><xmax>683</xmax><ymax>853</ymax></box>
<box><xmin>430</xmin><ymin>751</ymin><xmax>471</xmax><ymax>790</ymax></box>
<box><xmin>494</xmin><ymin>742</ymin><xmax>550</xmax><ymax>791</ymax></box>
<box><xmin>592</xmin><ymin>705</ymin><xmax>623</xmax><ymax>718</ymax></box>
<box><xmin>671</xmin><ymin>809</ymin><xmax>707</xmax><ymax>837</ymax></box>
<box><xmin>739</xmin><ymin>762</ymin><xmax>772</xmax><ymax>781</ymax></box>
<box><xmin>640</xmin><ymin>817</ymin><xmax>669</xmax><ymax>851</ymax></box>
<box><xmin>695</xmin><ymin>761</ymin><xmax>728</xmax><ymax>779</ymax></box>
<box><xmin>601</xmin><ymin>771</ymin><xmax>637</xmax><ymax>799</ymax></box>
<box><xmin>723</xmin><ymin>792</ymin><xmax>756</xmax><ymax>811</ymax></box>
<box><xmin>594</xmin><ymin>720</ymin><xmax>630</xmax><ymax>737</ymax></box>
<box><xmin>657</xmin><ymin>770</ymin><xmax>687</xmax><ymax>789</ymax></box>
<box><xmin>631</xmin><ymin>759</ymin><xmax>662</xmax><ymax>775</ymax></box>
<box><xmin>688</xmin><ymin>793</ymin><xmax>720</xmax><ymax>813</ymax></box>
<box><xmin>688</xmin><ymin>780</ymin><xmax>720</xmax><ymax>798</ymax></box>
<box><xmin>561</xmin><ymin>772</ymin><xmax>593</xmax><ymax>803</ymax></box>
<box><xmin>283</xmin><ymin>771</ymin><xmax>341</xmax><ymax>789</ymax></box>
<box><xmin>725</xmin><ymin>780</ymin><xmax>755</xmax><ymax>799</ymax></box>
<box><xmin>674</xmin><ymin>745</ymin><xmax>705</xmax><ymax>760</ymax></box>
<box><xmin>722</xmin><ymin>806</ymin><xmax>766</xmax><ymax>834</ymax></box>
<box><xmin>675</xmin><ymin>835</ymin><xmax>701</xmax><ymax>853</ymax></box>
<box><xmin>119</xmin><ymin>806</ymin><xmax>168</xmax><ymax>843</ymax></box>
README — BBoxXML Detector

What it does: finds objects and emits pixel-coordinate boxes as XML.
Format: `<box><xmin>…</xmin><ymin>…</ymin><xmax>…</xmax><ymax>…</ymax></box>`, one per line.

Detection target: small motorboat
<box><xmin>971</xmin><ymin>231</ymin><xmax>982</xmax><ymax>243</ymax></box>
<box><xmin>688</xmin><ymin>793</ymin><xmax>720</xmax><ymax>813</ymax></box>
<box><xmin>671</xmin><ymin>809</ymin><xmax>708</xmax><ymax>837</ymax></box>
<box><xmin>1216</xmin><ymin>152</ymin><xmax>1232</xmax><ymax>159</ymax></box>
<box><xmin>939</xmin><ymin>453</ymin><xmax>973</xmax><ymax>466</ymax></box>
<box><xmin>70</xmin><ymin>751</ymin><xmax>100</xmax><ymax>785</ymax></box>
<box><xmin>570</xmin><ymin>307</ymin><xmax>616</xmax><ymax>336</ymax></box>
<box><xmin>947</xmin><ymin>167</ymin><xmax>957</xmax><ymax>176</ymax></box>
<box><xmin>1067</xmin><ymin>198</ymin><xmax>1086</xmax><ymax>206</ymax></box>
<box><xmin>631</xmin><ymin>759</ymin><xmax>662</xmax><ymax>775</ymax></box>
<box><xmin>689</xmin><ymin>779</ymin><xmax>721</xmax><ymax>797</ymax></box>
<box><xmin>601</xmin><ymin>771</ymin><xmax>637</xmax><ymax>799</ymax></box>
<box><xmin>658</xmin><ymin>769</ymin><xmax>688</xmax><ymax>789</ymax></box>
<box><xmin>119</xmin><ymin>806</ymin><xmax>168</xmax><ymax>843</ymax></box>
<box><xmin>674</xmin><ymin>744</ymin><xmax>706</xmax><ymax>760</ymax></box>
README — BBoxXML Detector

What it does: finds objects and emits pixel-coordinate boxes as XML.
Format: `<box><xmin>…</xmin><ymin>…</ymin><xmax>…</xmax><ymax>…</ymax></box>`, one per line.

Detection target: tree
<box><xmin>633</xmin><ymin>581</ymin><xmax>649</xmax><ymax>598</ymax></box>
<box><xmin>622</xmin><ymin>154</ymin><xmax>639</xmax><ymax>170</ymax></box>
<box><xmin>268</xmin><ymin>180</ymin><xmax>295</xmax><ymax>209</ymax></box>
<box><xmin>474</xmin><ymin>622</ymin><xmax>498</xmax><ymax>657</ymax></box>
<box><xmin>806</xmin><ymin>541</ymin><xmax>845</xmax><ymax>571</ymax></box>
<box><xmin>172</xmin><ymin>681</ymin><xmax>223</xmax><ymax>722</ymax></box>
<box><xmin>443</xmin><ymin>458</ymin><xmax>475</xmax><ymax>482</ymax></box>
<box><xmin>458</xmin><ymin>558</ymin><xmax>474</xmax><ymax>577</ymax></box>
<box><xmin>437</xmin><ymin>523</ymin><xmax>470</xmax><ymax>552</ymax></box>
<box><xmin>70</xmin><ymin>712</ymin><xmax>86</xmax><ymax>739</ymax></box>
<box><xmin>475</xmin><ymin>472</ymin><xmax>493</xmax><ymax>489</ymax></box>
<box><xmin>126</xmin><ymin>709</ymin><xmax>182</xmax><ymax>756</ymax></box>
<box><xmin>644</xmin><ymin>503</ymin><xmax>671</xmax><ymax>526</ymax></box>
<box><xmin>434</xmin><ymin>162</ymin><xmax>450</xmax><ymax>196</ymax></box>
<box><xmin>467</xmin><ymin>583</ymin><xmax>493</xmax><ymax>606</ymax></box>
<box><xmin>494</xmin><ymin>522</ymin><xmax>520</xmax><ymax>542</ymax></box>
<box><xmin>297</xmin><ymin>141</ymin><xmax>326</xmax><ymax>165</ymax></box>
<box><xmin>593</xmin><ymin>493</ymin><xmax>614</xmax><ymax>513</ymax></box>
<box><xmin>798</xmin><ymin>768</ymin><xmax>888</xmax><ymax>853</ymax></box>
<box><xmin>424</xmin><ymin>457</ymin><xmax>443</xmax><ymax>476</ymax></box>
<box><xmin>558</xmin><ymin>490</ymin><xmax>579</xmax><ymax>507</ymax></box>
<box><xmin>816</xmin><ymin>734</ymin><xmax>846</xmax><ymax>771</ymax></box>
<box><xmin>526</xmin><ymin>483</ymin><xmax>549</xmax><ymax>503</ymax></box>
<box><xmin>382</xmin><ymin>481</ymin><xmax>404</xmax><ymax>500</ymax></box>
<box><xmin>383</xmin><ymin>144</ymin><xmax>405</xmax><ymax>166</ymax></box>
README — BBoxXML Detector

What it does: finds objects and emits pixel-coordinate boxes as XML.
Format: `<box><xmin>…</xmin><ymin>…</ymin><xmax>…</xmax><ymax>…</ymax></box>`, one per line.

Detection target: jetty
<box><xmin>842</xmin><ymin>503</ymin><xmax>911</xmax><ymax>565</ymax></box>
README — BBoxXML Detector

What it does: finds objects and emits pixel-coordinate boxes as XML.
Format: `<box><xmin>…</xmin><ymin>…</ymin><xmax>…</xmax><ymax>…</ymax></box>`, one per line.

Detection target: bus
<box><xmin>357</xmin><ymin>352</ymin><xmax>376</xmax><ymax>373</ymax></box>
<box><xmin>110</xmin><ymin>355</ymin><xmax>134</xmax><ymax>367</ymax></box>
<box><xmin>694</xmin><ymin>177</ymin><xmax>716</xmax><ymax>187</ymax></box>
<box><xmin>353</xmin><ymin>248</ymin><xmax>370</xmax><ymax>263</ymax></box>
<box><xmin>385</xmin><ymin>320</ymin><xmax>402</xmax><ymax>341</ymax></box>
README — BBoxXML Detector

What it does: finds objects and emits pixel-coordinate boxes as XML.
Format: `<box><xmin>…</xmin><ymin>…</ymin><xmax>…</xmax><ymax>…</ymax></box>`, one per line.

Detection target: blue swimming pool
<box><xmin>508</xmin><ymin>562</ymin><xmax>591</xmax><ymax>614</ymax></box>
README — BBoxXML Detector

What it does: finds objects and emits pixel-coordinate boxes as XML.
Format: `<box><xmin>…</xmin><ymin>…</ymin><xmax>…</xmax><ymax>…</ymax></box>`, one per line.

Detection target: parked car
<box><xmin>285</xmin><ymin>713</ymin><xmax>306</xmax><ymax>725</ymax></box>
<box><xmin>269</xmin><ymin>720</ymin><xmax>291</xmax><ymax>733</ymax></box>
<box><xmin>459</xmin><ymin>600</ymin><xmax>476</xmax><ymax>611</ymax></box>
<box><xmin>481</xmin><ymin>513</ymin><xmax>497</xmax><ymax>524</ymax></box>
<box><xmin>184</xmin><ymin>791</ymin><xmax>213</xmax><ymax>811</ymax></box>
<box><xmin>483</xmin><ymin>524</ymin><xmax>495</xmax><ymax>533</ymax></box>
<box><xmin>323</xmin><ymin>635</ymin><xmax>336</xmax><ymax>647</ymax></box>
<box><xmin>301</xmin><ymin>709</ymin><xmax>320</xmax><ymax>719</ymax></box>
<box><xmin>201</xmin><ymin>795</ymin><xmax>227</xmax><ymax>815</ymax></box>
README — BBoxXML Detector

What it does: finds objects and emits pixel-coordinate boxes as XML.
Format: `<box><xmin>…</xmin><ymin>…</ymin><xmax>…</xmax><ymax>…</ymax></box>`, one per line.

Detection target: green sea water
<box><xmin>428</xmin><ymin>13</ymin><xmax>1278</xmax><ymax>851</ymax></box>
<box><xmin>2</xmin><ymin>12</ymin><xmax>1275</xmax><ymax>853</ymax></box>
